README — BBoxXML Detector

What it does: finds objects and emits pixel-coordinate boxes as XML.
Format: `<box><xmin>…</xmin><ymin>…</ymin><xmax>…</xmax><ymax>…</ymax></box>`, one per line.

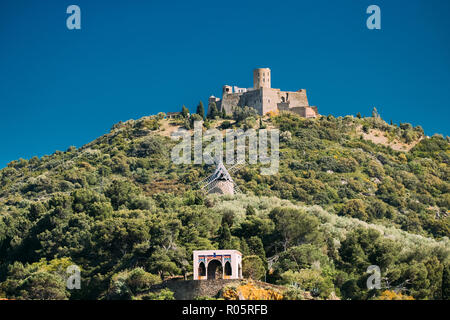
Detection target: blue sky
<box><xmin>0</xmin><ymin>0</ymin><xmax>449</xmax><ymax>168</ymax></box>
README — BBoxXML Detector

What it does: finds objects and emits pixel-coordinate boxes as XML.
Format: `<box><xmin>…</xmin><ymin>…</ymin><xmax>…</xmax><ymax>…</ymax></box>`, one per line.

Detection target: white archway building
<box><xmin>193</xmin><ymin>250</ymin><xmax>242</xmax><ymax>280</ymax></box>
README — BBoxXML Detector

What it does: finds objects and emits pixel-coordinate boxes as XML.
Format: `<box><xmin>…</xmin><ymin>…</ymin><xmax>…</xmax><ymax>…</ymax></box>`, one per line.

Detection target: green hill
<box><xmin>0</xmin><ymin>111</ymin><xmax>448</xmax><ymax>300</ymax></box>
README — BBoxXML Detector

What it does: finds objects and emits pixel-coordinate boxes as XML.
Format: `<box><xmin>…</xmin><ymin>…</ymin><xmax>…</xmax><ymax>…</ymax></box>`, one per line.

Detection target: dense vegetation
<box><xmin>0</xmin><ymin>109</ymin><xmax>448</xmax><ymax>300</ymax></box>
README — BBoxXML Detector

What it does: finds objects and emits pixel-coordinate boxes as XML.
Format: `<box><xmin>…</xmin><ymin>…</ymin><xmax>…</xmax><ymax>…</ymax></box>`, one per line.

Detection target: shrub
<box><xmin>279</xmin><ymin>269</ymin><xmax>334</xmax><ymax>298</ymax></box>
<box><xmin>222</xmin><ymin>282</ymin><xmax>283</xmax><ymax>300</ymax></box>
<box><xmin>233</xmin><ymin>106</ymin><xmax>257</xmax><ymax>123</ymax></box>
<box><xmin>374</xmin><ymin>290</ymin><xmax>414</xmax><ymax>300</ymax></box>
<box><xmin>339</xmin><ymin>199</ymin><xmax>368</xmax><ymax>221</ymax></box>
<box><xmin>141</xmin><ymin>288</ymin><xmax>175</xmax><ymax>300</ymax></box>
<box><xmin>221</xmin><ymin>120</ymin><xmax>232</xmax><ymax>129</ymax></box>
<box><xmin>105</xmin><ymin>179</ymin><xmax>141</xmax><ymax>210</ymax></box>
<box><xmin>242</xmin><ymin>255</ymin><xmax>266</xmax><ymax>280</ymax></box>
<box><xmin>125</xmin><ymin>268</ymin><xmax>161</xmax><ymax>294</ymax></box>
<box><xmin>282</xmin><ymin>286</ymin><xmax>306</xmax><ymax>300</ymax></box>
<box><xmin>269</xmin><ymin>207</ymin><xmax>321</xmax><ymax>250</ymax></box>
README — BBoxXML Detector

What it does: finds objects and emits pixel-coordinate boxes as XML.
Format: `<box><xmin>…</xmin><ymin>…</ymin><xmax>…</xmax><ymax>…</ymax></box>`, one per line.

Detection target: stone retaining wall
<box><xmin>149</xmin><ymin>279</ymin><xmax>241</xmax><ymax>300</ymax></box>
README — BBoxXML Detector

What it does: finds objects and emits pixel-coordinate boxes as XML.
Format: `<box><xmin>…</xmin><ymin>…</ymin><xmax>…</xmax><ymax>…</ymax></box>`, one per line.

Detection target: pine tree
<box><xmin>239</xmin><ymin>238</ymin><xmax>250</xmax><ymax>256</ymax></box>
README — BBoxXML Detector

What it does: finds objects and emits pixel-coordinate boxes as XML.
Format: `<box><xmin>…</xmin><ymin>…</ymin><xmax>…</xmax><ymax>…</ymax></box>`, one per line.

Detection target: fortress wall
<box><xmin>277</xmin><ymin>102</ymin><xmax>292</xmax><ymax>113</ymax></box>
<box><xmin>239</xmin><ymin>89</ymin><xmax>263</xmax><ymax>114</ymax></box>
<box><xmin>219</xmin><ymin>81</ymin><xmax>312</xmax><ymax>117</ymax></box>
<box><xmin>222</xmin><ymin>90</ymin><xmax>264</xmax><ymax>115</ymax></box>
<box><xmin>261</xmin><ymin>88</ymin><xmax>282</xmax><ymax>115</ymax></box>
<box><xmin>221</xmin><ymin>93</ymin><xmax>243</xmax><ymax>114</ymax></box>
<box><xmin>148</xmin><ymin>279</ymin><xmax>241</xmax><ymax>300</ymax></box>
<box><xmin>304</xmin><ymin>106</ymin><xmax>317</xmax><ymax>118</ymax></box>
<box><xmin>259</xmin><ymin>89</ymin><xmax>309</xmax><ymax>115</ymax></box>
<box><xmin>282</xmin><ymin>106</ymin><xmax>307</xmax><ymax>117</ymax></box>
<box><xmin>147</xmin><ymin>279</ymin><xmax>287</xmax><ymax>300</ymax></box>
<box><xmin>284</xmin><ymin>90</ymin><xmax>309</xmax><ymax>107</ymax></box>
<box><xmin>279</xmin><ymin>106</ymin><xmax>318</xmax><ymax>118</ymax></box>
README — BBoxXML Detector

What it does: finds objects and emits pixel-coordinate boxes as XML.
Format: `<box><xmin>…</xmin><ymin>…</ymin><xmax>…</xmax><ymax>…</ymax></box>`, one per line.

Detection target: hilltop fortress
<box><xmin>209</xmin><ymin>68</ymin><xmax>318</xmax><ymax>118</ymax></box>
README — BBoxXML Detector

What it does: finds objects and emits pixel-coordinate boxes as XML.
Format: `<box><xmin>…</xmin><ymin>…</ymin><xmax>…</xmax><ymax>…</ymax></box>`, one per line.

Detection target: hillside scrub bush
<box><xmin>242</xmin><ymin>255</ymin><xmax>266</xmax><ymax>280</ymax></box>
<box><xmin>141</xmin><ymin>288</ymin><xmax>175</xmax><ymax>300</ymax></box>
<box><xmin>279</xmin><ymin>269</ymin><xmax>334</xmax><ymax>298</ymax></box>
<box><xmin>232</xmin><ymin>106</ymin><xmax>257</xmax><ymax>123</ymax></box>
<box><xmin>0</xmin><ymin>113</ymin><xmax>448</xmax><ymax>300</ymax></box>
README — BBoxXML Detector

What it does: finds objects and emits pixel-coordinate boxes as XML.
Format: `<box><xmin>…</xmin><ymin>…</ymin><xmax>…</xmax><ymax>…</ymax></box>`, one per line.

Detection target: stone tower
<box><xmin>223</xmin><ymin>85</ymin><xmax>233</xmax><ymax>95</ymax></box>
<box><xmin>253</xmin><ymin>68</ymin><xmax>271</xmax><ymax>89</ymax></box>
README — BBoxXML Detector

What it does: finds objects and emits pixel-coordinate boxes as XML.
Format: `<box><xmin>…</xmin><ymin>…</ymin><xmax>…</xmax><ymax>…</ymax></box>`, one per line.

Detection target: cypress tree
<box><xmin>196</xmin><ymin>101</ymin><xmax>205</xmax><ymax>120</ymax></box>
<box><xmin>208</xmin><ymin>102</ymin><xmax>218</xmax><ymax>119</ymax></box>
<box><xmin>181</xmin><ymin>105</ymin><xmax>189</xmax><ymax>118</ymax></box>
<box><xmin>218</xmin><ymin>218</ymin><xmax>232</xmax><ymax>249</ymax></box>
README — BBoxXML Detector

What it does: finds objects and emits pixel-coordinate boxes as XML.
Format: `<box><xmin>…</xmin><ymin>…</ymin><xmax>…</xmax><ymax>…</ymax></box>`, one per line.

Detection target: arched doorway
<box><xmin>207</xmin><ymin>260</ymin><xmax>223</xmax><ymax>279</ymax></box>
<box><xmin>198</xmin><ymin>262</ymin><xmax>206</xmax><ymax>278</ymax></box>
<box><xmin>224</xmin><ymin>261</ymin><xmax>232</xmax><ymax>278</ymax></box>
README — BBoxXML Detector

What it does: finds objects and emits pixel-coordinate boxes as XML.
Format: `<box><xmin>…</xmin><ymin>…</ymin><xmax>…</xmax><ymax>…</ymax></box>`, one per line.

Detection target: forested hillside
<box><xmin>0</xmin><ymin>111</ymin><xmax>448</xmax><ymax>300</ymax></box>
